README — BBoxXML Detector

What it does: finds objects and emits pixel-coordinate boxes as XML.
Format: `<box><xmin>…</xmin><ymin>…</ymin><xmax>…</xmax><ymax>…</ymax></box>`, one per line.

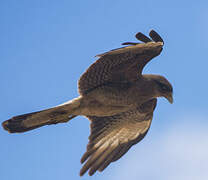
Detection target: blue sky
<box><xmin>1</xmin><ymin>0</ymin><xmax>208</xmax><ymax>179</ymax></box>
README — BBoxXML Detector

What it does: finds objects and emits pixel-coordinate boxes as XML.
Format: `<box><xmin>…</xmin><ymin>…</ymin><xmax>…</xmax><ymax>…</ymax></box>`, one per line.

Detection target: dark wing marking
<box><xmin>149</xmin><ymin>30</ymin><xmax>164</xmax><ymax>43</ymax></box>
<box><xmin>78</xmin><ymin>34</ymin><xmax>163</xmax><ymax>95</ymax></box>
<box><xmin>135</xmin><ymin>32</ymin><xmax>152</xmax><ymax>43</ymax></box>
<box><xmin>80</xmin><ymin>99</ymin><xmax>157</xmax><ymax>176</ymax></box>
<box><xmin>121</xmin><ymin>42</ymin><xmax>140</xmax><ymax>45</ymax></box>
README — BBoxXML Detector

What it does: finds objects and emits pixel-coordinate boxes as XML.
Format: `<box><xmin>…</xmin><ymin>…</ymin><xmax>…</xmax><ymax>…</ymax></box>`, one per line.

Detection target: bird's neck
<box><xmin>141</xmin><ymin>74</ymin><xmax>159</xmax><ymax>98</ymax></box>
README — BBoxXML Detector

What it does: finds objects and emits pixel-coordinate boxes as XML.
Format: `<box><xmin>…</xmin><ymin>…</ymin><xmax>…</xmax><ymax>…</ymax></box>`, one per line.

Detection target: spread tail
<box><xmin>2</xmin><ymin>97</ymin><xmax>81</xmax><ymax>133</ymax></box>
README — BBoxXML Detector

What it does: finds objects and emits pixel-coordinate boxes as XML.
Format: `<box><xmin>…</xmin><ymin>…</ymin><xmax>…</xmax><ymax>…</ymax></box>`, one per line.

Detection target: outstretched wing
<box><xmin>80</xmin><ymin>98</ymin><xmax>157</xmax><ymax>176</ymax></box>
<box><xmin>78</xmin><ymin>30</ymin><xmax>163</xmax><ymax>95</ymax></box>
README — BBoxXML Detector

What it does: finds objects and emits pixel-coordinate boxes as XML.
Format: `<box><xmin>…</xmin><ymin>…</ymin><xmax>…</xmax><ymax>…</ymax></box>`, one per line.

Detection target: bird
<box><xmin>2</xmin><ymin>30</ymin><xmax>173</xmax><ymax>176</ymax></box>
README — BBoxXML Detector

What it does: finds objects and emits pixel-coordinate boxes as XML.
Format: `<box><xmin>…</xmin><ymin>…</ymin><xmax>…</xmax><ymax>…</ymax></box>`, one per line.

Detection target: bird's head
<box><xmin>152</xmin><ymin>75</ymin><xmax>173</xmax><ymax>104</ymax></box>
<box><xmin>144</xmin><ymin>75</ymin><xmax>173</xmax><ymax>104</ymax></box>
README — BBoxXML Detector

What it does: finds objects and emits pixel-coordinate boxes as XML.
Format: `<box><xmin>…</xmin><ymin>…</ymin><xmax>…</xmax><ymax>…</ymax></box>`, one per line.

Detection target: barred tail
<box><xmin>2</xmin><ymin>97</ymin><xmax>81</xmax><ymax>133</ymax></box>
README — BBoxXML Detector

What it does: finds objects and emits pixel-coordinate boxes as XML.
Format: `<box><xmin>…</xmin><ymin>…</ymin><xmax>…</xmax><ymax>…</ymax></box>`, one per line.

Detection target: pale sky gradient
<box><xmin>1</xmin><ymin>1</ymin><xmax>208</xmax><ymax>180</ymax></box>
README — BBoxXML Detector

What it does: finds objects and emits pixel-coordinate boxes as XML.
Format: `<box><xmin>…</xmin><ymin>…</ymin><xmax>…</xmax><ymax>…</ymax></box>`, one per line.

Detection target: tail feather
<box><xmin>2</xmin><ymin>97</ymin><xmax>81</xmax><ymax>133</ymax></box>
<box><xmin>2</xmin><ymin>111</ymin><xmax>50</xmax><ymax>133</ymax></box>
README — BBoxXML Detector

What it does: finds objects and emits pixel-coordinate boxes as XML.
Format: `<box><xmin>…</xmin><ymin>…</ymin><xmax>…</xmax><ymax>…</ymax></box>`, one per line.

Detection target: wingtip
<box><xmin>80</xmin><ymin>157</ymin><xmax>85</xmax><ymax>164</ymax></box>
<box><xmin>135</xmin><ymin>32</ymin><xmax>152</xmax><ymax>43</ymax></box>
<box><xmin>149</xmin><ymin>29</ymin><xmax>164</xmax><ymax>44</ymax></box>
<box><xmin>88</xmin><ymin>170</ymin><xmax>95</xmax><ymax>176</ymax></box>
<box><xmin>79</xmin><ymin>167</ymin><xmax>87</xmax><ymax>177</ymax></box>
<box><xmin>149</xmin><ymin>29</ymin><xmax>156</xmax><ymax>34</ymax></box>
<box><xmin>79</xmin><ymin>171</ymin><xmax>84</xmax><ymax>177</ymax></box>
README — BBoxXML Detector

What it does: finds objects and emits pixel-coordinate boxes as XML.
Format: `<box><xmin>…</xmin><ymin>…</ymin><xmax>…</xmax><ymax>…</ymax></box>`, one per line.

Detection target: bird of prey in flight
<box><xmin>2</xmin><ymin>30</ymin><xmax>173</xmax><ymax>176</ymax></box>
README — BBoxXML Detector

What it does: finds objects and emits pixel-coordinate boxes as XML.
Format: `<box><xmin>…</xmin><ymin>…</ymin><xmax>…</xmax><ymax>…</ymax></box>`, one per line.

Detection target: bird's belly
<box><xmin>77</xmin><ymin>85</ymin><xmax>152</xmax><ymax>116</ymax></box>
<box><xmin>81</xmin><ymin>103</ymin><xmax>132</xmax><ymax>116</ymax></box>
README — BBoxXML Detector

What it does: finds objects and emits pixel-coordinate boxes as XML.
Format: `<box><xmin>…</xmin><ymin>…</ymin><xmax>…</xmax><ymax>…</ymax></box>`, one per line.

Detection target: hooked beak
<box><xmin>164</xmin><ymin>93</ymin><xmax>173</xmax><ymax>104</ymax></box>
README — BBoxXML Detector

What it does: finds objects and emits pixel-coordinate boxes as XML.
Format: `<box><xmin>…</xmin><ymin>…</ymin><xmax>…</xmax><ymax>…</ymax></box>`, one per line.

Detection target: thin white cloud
<box><xmin>101</xmin><ymin>115</ymin><xmax>208</xmax><ymax>180</ymax></box>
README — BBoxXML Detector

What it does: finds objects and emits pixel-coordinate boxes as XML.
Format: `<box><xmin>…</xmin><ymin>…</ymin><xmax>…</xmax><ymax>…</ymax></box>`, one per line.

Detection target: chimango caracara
<box><xmin>2</xmin><ymin>30</ymin><xmax>173</xmax><ymax>176</ymax></box>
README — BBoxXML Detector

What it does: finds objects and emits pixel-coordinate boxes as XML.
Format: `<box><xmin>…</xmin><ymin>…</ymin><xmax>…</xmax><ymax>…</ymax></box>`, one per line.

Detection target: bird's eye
<box><xmin>155</xmin><ymin>81</ymin><xmax>171</xmax><ymax>92</ymax></box>
<box><xmin>161</xmin><ymin>85</ymin><xmax>168</xmax><ymax>91</ymax></box>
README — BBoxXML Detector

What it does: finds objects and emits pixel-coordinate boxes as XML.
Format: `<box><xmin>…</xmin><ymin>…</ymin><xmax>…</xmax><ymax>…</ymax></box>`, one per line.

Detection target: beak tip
<box><xmin>165</xmin><ymin>94</ymin><xmax>173</xmax><ymax>104</ymax></box>
<box><xmin>168</xmin><ymin>97</ymin><xmax>173</xmax><ymax>104</ymax></box>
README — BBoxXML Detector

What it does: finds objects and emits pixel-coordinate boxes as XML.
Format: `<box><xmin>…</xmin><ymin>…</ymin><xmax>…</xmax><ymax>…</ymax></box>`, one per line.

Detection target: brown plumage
<box><xmin>2</xmin><ymin>30</ymin><xmax>173</xmax><ymax>176</ymax></box>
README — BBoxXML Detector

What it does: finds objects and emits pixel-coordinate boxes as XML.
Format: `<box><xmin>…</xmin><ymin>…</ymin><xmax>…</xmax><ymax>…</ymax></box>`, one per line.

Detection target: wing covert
<box><xmin>78</xmin><ymin>30</ymin><xmax>163</xmax><ymax>95</ymax></box>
